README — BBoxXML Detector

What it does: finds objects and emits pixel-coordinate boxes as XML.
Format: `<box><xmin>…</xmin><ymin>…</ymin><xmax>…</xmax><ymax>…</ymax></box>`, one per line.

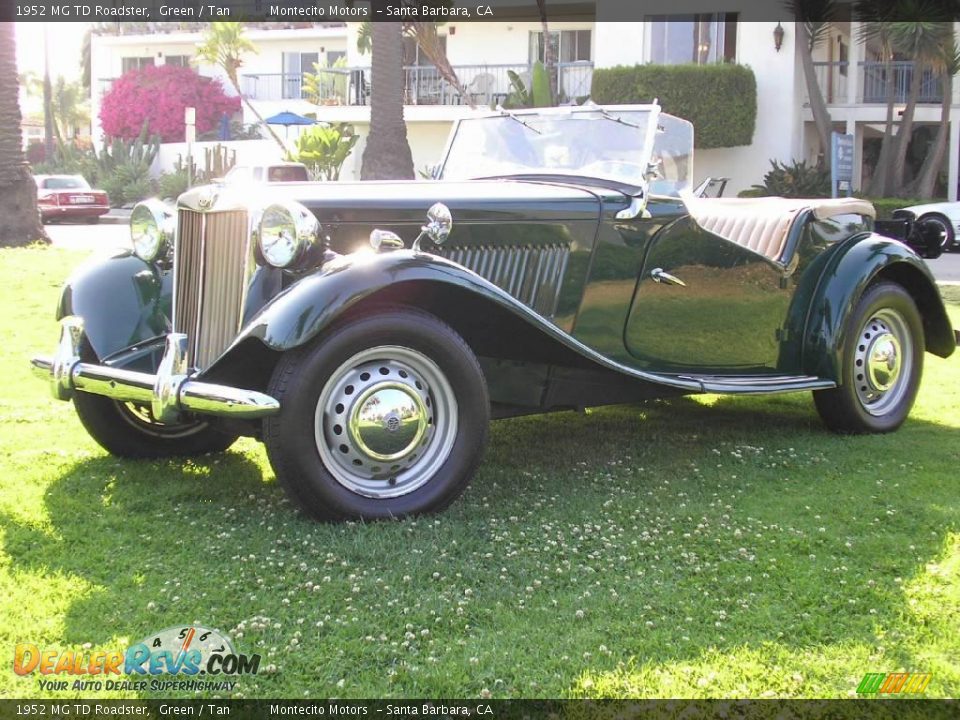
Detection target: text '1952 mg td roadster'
<box><xmin>32</xmin><ymin>104</ymin><xmax>957</xmax><ymax>521</ymax></box>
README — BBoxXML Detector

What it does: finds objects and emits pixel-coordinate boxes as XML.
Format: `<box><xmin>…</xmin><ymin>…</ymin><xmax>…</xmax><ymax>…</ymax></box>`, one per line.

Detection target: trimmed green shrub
<box><xmin>748</xmin><ymin>159</ymin><xmax>830</xmax><ymax>198</ymax></box>
<box><xmin>862</xmin><ymin>197</ymin><xmax>928</xmax><ymax>219</ymax></box>
<box><xmin>590</xmin><ymin>64</ymin><xmax>757</xmax><ymax>149</ymax></box>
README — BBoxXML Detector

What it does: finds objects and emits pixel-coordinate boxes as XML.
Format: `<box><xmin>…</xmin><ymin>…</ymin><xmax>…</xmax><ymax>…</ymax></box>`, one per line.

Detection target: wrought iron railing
<box><xmin>859</xmin><ymin>60</ymin><xmax>942</xmax><ymax>104</ymax></box>
<box><xmin>811</xmin><ymin>60</ymin><xmax>944</xmax><ymax>104</ymax></box>
<box><xmin>237</xmin><ymin>62</ymin><xmax>595</xmax><ymax>106</ymax></box>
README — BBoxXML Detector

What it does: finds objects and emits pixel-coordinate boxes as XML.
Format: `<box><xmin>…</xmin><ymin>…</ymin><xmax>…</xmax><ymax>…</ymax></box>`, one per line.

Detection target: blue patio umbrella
<box><xmin>264</xmin><ymin>111</ymin><xmax>316</xmax><ymax>139</ymax></box>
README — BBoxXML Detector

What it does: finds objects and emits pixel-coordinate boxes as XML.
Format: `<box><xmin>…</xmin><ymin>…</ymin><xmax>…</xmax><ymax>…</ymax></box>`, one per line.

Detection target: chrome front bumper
<box><xmin>32</xmin><ymin>317</ymin><xmax>280</xmax><ymax>422</ymax></box>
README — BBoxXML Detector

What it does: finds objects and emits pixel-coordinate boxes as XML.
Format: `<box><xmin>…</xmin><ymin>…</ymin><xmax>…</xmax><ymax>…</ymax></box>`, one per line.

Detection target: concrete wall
<box><xmin>345</xmin><ymin>20</ymin><xmax>594</xmax><ymax>67</ymax></box>
<box><xmin>152</xmin><ymin>120</ymin><xmax>457</xmax><ymax>183</ymax></box>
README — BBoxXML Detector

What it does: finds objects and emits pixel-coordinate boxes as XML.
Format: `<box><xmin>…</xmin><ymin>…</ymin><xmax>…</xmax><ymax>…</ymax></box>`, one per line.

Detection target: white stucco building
<box><xmin>88</xmin><ymin>13</ymin><xmax>960</xmax><ymax>197</ymax></box>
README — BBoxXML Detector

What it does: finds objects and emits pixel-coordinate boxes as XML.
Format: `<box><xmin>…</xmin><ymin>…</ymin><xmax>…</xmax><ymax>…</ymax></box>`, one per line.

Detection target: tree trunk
<box><xmin>225</xmin><ymin>70</ymin><xmax>287</xmax><ymax>153</ymax></box>
<box><xmin>361</xmin><ymin>19</ymin><xmax>414</xmax><ymax>180</ymax></box>
<box><xmin>913</xmin><ymin>71</ymin><xmax>952</xmax><ymax>199</ymax></box>
<box><xmin>537</xmin><ymin>0</ymin><xmax>557</xmax><ymax>105</ymax></box>
<box><xmin>797</xmin><ymin>22</ymin><xmax>833</xmax><ymax>170</ymax></box>
<box><xmin>891</xmin><ymin>59</ymin><xmax>924</xmax><ymax>195</ymax></box>
<box><xmin>241</xmin><ymin>94</ymin><xmax>287</xmax><ymax>153</ymax></box>
<box><xmin>0</xmin><ymin>23</ymin><xmax>48</xmax><ymax>247</ymax></box>
<box><xmin>867</xmin><ymin>56</ymin><xmax>897</xmax><ymax>197</ymax></box>
<box><xmin>409</xmin><ymin>23</ymin><xmax>469</xmax><ymax>108</ymax></box>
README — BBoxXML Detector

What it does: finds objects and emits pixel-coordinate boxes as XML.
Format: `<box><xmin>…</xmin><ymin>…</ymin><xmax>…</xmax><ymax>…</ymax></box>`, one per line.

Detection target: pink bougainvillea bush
<box><xmin>100</xmin><ymin>65</ymin><xmax>241</xmax><ymax>143</ymax></box>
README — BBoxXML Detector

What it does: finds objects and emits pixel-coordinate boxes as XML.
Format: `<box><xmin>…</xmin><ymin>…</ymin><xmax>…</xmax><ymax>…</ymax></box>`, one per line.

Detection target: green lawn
<box><xmin>1</xmin><ymin>247</ymin><xmax>958</xmax><ymax>700</ymax></box>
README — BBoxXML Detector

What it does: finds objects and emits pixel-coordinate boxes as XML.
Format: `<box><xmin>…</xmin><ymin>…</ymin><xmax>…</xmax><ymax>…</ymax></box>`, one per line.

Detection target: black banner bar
<box><xmin>1</xmin><ymin>700</ymin><xmax>959</xmax><ymax>720</ymax></box>
<box><xmin>5</xmin><ymin>0</ymin><xmax>960</xmax><ymax>23</ymax></box>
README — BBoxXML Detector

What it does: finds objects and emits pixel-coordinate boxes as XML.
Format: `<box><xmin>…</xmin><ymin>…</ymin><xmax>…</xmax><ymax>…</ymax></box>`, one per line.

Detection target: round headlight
<box><xmin>130</xmin><ymin>200</ymin><xmax>172</xmax><ymax>263</ymax></box>
<box><xmin>258</xmin><ymin>201</ymin><xmax>319</xmax><ymax>268</ymax></box>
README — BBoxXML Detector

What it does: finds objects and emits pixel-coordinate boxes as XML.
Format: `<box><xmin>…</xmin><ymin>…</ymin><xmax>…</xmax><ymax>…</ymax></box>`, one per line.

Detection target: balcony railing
<box><xmin>812</xmin><ymin>60</ymin><xmax>944</xmax><ymax>105</ymax></box>
<box><xmin>860</xmin><ymin>60</ymin><xmax>943</xmax><ymax>103</ymax></box>
<box><xmin>238</xmin><ymin>62</ymin><xmax>595</xmax><ymax>106</ymax></box>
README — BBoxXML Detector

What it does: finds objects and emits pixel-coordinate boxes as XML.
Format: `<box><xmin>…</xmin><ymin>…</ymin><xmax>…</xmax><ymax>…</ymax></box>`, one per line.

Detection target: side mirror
<box><xmin>422</xmin><ymin>202</ymin><xmax>453</xmax><ymax>245</ymax></box>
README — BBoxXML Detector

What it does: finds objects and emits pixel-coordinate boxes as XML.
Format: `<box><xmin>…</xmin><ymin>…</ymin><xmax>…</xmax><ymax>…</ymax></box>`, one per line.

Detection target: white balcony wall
<box><xmin>151</xmin><ymin>119</ymin><xmax>456</xmax><ymax>184</ymax></box>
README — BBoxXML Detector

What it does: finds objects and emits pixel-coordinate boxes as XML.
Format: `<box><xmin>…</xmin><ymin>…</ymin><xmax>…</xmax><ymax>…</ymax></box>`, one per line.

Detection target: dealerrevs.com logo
<box><xmin>14</xmin><ymin>625</ymin><xmax>260</xmax><ymax>693</ymax></box>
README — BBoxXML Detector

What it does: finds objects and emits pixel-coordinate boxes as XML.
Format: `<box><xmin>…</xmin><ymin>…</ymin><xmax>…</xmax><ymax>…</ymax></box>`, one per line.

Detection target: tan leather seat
<box><xmin>683</xmin><ymin>196</ymin><xmax>875</xmax><ymax>262</ymax></box>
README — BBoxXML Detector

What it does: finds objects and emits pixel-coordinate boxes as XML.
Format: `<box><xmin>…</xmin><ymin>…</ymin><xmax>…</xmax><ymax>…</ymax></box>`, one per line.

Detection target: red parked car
<box><xmin>35</xmin><ymin>175</ymin><xmax>110</xmax><ymax>224</ymax></box>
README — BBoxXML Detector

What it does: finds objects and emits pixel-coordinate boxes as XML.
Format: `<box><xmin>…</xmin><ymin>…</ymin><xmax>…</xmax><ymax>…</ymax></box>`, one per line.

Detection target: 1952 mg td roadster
<box><xmin>32</xmin><ymin>104</ymin><xmax>957</xmax><ymax>521</ymax></box>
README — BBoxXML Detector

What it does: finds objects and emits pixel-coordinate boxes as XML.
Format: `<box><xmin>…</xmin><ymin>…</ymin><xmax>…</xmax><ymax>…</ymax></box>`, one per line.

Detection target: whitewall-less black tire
<box><xmin>72</xmin><ymin>393</ymin><xmax>238</xmax><ymax>458</ymax></box>
<box><xmin>813</xmin><ymin>282</ymin><xmax>923</xmax><ymax>434</ymax></box>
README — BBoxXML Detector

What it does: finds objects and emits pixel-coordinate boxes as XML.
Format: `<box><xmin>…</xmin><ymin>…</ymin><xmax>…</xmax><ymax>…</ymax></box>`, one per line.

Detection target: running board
<box><xmin>670</xmin><ymin>374</ymin><xmax>836</xmax><ymax>394</ymax></box>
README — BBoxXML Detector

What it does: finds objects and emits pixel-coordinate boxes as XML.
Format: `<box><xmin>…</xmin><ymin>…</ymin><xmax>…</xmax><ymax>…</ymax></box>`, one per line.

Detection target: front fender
<box><xmin>56</xmin><ymin>250</ymin><xmax>171</xmax><ymax>360</ymax></box>
<box><xmin>803</xmin><ymin>234</ymin><xmax>955</xmax><ymax>381</ymax></box>
<box><xmin>214</xmin><ymin>250</ymin><xmax>701</xmax><ymax>391</ymax></box>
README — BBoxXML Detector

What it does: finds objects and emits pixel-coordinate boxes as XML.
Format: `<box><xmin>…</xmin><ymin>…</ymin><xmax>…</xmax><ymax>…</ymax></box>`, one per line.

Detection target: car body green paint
<box><xmin>56</xmin><ymin>250</ymin><xmax>170</xmax><ymax>360</ymax></box>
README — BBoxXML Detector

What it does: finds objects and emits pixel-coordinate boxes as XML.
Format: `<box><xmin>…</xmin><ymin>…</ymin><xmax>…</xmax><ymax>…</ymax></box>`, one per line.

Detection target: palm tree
<box><xmin>858</xmin><ymin>17</ymin><xmax>898</xmax><ymax>197</ymax></box>
<box><xmin>911</xmin><ymin>39</ymin><xmax>959</xmax><ymax>198</ymax></box>
<box><xmin>0</xmin><ymin>23</ymin><xmax>48</xmax><ymax>247</ymax></box>
<box><xmin>858</xmin><ymin>0</ymin><xmax>955</xmax><ymax>196</ymax></box>
<box><xmin>50</xmin><ymin>77</ymin><xmax>91</xmax><ymax>141</ymax></box>
<box><xmin>787</xmin><ymin>0</ymin><xmax>837</xmax><ymax>170</ymax></box>
<box><xmin>535</xmin><ymin>0</ymin><xmax>557</xmax><ymax>105</ymax></box>
<box><xmin>885</xmin><ymin>20</ymin><xmax>953</xmax><ymax>194</ymax></box>
<box><xmin>357</xmin><ymin>19</ymin><xmax>468</xmax><ymax>107</ymax></box>
<box><xmin>195</xmin><ymin>22</ymin><xmax>286</xmax><ymax>152</ymax></box>
<box><xmin>360</xmin><ymin>17</ymin><xmax>415</xmax><ymax>180</ymax></box>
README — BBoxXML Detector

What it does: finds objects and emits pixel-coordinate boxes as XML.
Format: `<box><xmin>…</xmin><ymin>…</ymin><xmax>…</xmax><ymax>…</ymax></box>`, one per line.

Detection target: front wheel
<box><xmin>73</xmin><ymin>392</ymin><xmax>238</xmax><ymax>458</ymax></box>
<box><xmin>263</xmin><ymin>308</ymin><xmax>489</xmax><ymax>521</ymax></box>
<box><xmin>813</xmin><ymin>282</ymin><xmax>923</xmax><ymax>434</ymax></box>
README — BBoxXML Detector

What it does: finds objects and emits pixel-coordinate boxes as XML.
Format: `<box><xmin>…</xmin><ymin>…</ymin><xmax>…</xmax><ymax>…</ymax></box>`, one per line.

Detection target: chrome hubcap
<box><xmin>866</xmin><ymin>333</ymin><xmax>900</xmax><ymax>391</ymax></box>
<box><xmin>315</xmin><ymin>346</ymin><xmax>458</xmax><ymax>499</ymax></box>
<box><xmin>853</xmin><ymin>309</ymin><xmax>912</xmax><ymax>416</ymax></box>
<box><xmin>350</xmin><ymin>382</ymin><xmax>428</xmax><ymax>461</ymax></box>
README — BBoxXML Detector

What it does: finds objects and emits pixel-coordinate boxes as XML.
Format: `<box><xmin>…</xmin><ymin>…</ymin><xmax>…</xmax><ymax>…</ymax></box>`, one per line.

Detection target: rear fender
<box><xmin>802</xmin><ymin>234</ymin><xmax>955</xmax><ymax>382</ymax></box>
<box><xmin>56</xmin><ymin>250</ymin><xmax>171</xmax><ymax>360</ymax></box>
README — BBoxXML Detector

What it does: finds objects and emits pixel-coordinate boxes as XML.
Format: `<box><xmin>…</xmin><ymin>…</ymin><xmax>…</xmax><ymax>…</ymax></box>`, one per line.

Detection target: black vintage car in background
<box><xmin>33</xmin><ymin>105</ymin><xmax>957</xmax><ymax>521</ymax></box>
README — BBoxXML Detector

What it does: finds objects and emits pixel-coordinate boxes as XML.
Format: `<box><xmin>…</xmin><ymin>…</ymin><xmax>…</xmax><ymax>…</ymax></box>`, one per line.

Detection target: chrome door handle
<box><xmin>650</xmin><ymin>267</ymin><xmax>686</xmax><ymax>286</ymax></box>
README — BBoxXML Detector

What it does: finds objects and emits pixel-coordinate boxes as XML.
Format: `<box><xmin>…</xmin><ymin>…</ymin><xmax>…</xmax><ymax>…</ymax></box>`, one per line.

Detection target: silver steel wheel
<box><xmin>852</xmin><ymin>308</ymin><xmax>913</xmax><ymax>416</ymax></box>
<box><xmin>314</xmin><ymin>346</ymin><xmax>458</xmax><ymax>499</ymax></box>
<box><xmin>116</xmin><ymin>401</ymin><xmax>210</xmax><ymax>439</ymax></box>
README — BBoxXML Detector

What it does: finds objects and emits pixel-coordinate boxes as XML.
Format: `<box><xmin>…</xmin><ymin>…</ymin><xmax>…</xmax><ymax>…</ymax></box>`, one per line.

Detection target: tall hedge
<box><xmin>591</xmin><ymin>64</ymin><xmax>757</xmax><ymax>149</ymax></box>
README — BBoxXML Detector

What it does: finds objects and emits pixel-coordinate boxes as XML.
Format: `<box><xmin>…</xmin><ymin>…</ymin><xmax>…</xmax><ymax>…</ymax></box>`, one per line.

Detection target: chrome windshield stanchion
<box><xmin>152</xmin><ymin>334</ymin><xmax>190</xmax><ymax>424</ymax></box>
<box><xmin>51</xmin><ymin>316</ymin><xmax>84</xmax><ymax>400</ymax></box>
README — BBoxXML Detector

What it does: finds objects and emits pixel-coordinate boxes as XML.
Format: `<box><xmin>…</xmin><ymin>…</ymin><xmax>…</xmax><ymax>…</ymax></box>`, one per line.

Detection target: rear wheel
<box><xmin>813</xmin><ymin>282</ymin><xmax>923</xmax><ymax>433</ymax></box>
<box><xmin>264</xmin><ymin>308</ymin><xmax>489</xmax><ymax>521</ymax></box>
<box><xmin>72</xmin><ymin>392</ymin><xmax>238</xmax><ymax>458</ymax></box>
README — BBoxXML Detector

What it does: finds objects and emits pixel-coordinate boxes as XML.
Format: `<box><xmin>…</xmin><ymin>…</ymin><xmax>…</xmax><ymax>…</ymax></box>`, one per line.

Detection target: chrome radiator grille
<box><xmin>437</xmin><ymin>244</ymin><xmax>570</xmax><ymax>316</ymax></box>
<box><xmin>174</xmin><ymin>209</ymin><xmax>249</xmax><ymax>370</ymax></box>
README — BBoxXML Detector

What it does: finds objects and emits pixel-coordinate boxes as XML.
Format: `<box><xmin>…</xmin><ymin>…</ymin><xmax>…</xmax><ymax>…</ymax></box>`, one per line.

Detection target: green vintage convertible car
<box><xmin>32</xmin><ymin>104</ymin><xmax>957</xmax><ymax>520</ymax></box>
